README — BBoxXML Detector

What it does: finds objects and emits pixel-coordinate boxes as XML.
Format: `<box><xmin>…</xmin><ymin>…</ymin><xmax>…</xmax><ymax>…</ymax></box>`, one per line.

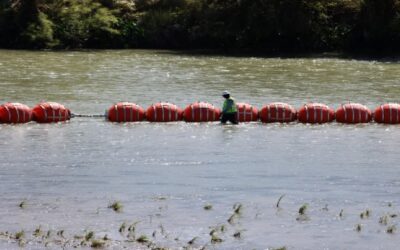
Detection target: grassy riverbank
<box><xmin>1</xmin><ymin>0</ymin><xmax>400</xmax><ymax>55</ymax></box>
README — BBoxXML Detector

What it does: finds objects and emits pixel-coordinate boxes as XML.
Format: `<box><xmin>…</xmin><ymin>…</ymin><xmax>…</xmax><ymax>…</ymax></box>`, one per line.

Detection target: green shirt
<box><xmin>222</xmin><ymin>97</ymin><xmax>237</xmax><ymax>114</ymax></box>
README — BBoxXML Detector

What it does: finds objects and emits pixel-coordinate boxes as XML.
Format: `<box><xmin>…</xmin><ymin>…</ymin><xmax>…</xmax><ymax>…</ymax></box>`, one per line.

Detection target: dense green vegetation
<box><xmin>0</xmin><ymin>0</ymin><xmax>399</xmax><ymax>54</ymax></box>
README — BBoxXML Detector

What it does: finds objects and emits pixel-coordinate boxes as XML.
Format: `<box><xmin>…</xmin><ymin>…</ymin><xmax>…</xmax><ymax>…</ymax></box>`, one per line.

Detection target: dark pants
<box><xmin>221</xmin><ymin>112</ymin><xmax>238</xmax><ymax>124</ymax></box>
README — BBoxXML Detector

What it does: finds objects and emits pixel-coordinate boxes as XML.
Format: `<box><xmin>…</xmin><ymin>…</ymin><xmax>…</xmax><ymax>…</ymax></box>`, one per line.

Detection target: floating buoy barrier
<box><xmin>236</xmin><ymin>103</ymin><xmax>258</xmax><ymax>122</ymax></box>
<box><xmin>298</xmin><ymin>103</ymin><xmax>335</xmax><ymax>124</ymax></box>
<box><xmin>3</xmin><ymin>100</ymin><xmax>400</xmax><ymax>125</ymax></box>
<box><xmin>106</xmin><ymin>102</ymin><xmax>145</xmax><ymax>122</ymax></box>
<box><xmin>146</xmin><ymin>102</ymin><xmax>183</xmax><ymax>122</ymax></box>
<box><xmin>32</xmin><ymin>102</ymin><xmax>71</xmax><ymax>123</ymax></box>
<box><xmin>336</xmin><ymin>103</ymin><xmax>372</xmax><ymax>124</ymax></box>
<box><xmin>374</xmin><ymin>103</ymin><xmax>400</xmax><ymax>124</ymax></box>
<box><xmin>183</xmin><ymin>102</ymin><xmax>221</xmax><ymax>122</ymax></box>
<box><xmin>259</xmin><ymin>102</ymin><xmax>296</xmax><ymax>123</ymax></box>
<box><xmin>0</xmin><ymin>102</ymin><xmax>32</xmax><ymax>123</ymax></box>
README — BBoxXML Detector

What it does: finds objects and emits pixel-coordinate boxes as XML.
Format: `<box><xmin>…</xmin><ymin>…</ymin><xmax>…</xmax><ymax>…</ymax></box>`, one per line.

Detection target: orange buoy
<box><xmin>146</xmin><ymin>102</ymin><xmax>183</xmax><ymax>122</ymax></box>
<box><xmin>336</xmin><ymin>103</ymin><xmax>372</xmax><ymax>123</ymax></box>
<box><xmin>0</xmin><ymin>102</ymin><xmax>32</xmax><ymax>123</ymax></box>
<box><xmin>236</xmin><ymin>103</ymin><xmax>258</xmax><ymax>122</ymax></box>
<box><xmin>298</xmin><ymin>103</ymin><xmax>335</xmax><ymax>123</ymax></box>
<box><xmin>259</xmin><ymin>102</ymin><xmax>296</xmax><ymax>123</ymax></box>
<box><xmin>106</xmin><ymin>102</ymin><xmax>145</xmax><ymax>122</ymax></box>
<box><xmin>183</xmin><ymin>102</ymin><xmax>221</xmax><ymax>122</ymax></box>
<box><xmin>32</xmin><ymin>102</ymin><xmax>71</xmax><ymax>123</ymax></box>
<box><xmin>374</xmin><ymin>103</ymin><xmax>400</xmax><ymax>124</ymax></box>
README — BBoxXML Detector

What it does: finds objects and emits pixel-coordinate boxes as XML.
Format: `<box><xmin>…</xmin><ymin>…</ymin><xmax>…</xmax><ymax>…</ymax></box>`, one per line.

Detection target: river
<box><xmin>0</xmin><ymin>50</ymin><xmax>399</xmax><ymax>249</ymax></box>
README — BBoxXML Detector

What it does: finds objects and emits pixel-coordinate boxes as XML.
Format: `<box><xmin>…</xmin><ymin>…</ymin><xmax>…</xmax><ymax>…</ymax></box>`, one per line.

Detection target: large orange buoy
<box><xmin>106</xmin><ymin>102</ymin><xmax>145</xmax><ymax>122</ymax></box>
<box><xmin>374</xmin><ymin>103</ymin><xmax>400</xmax><ymax>124</ymax></box>
<box><xmin>0</xmin><ymin>103</ymin><xmax>32</xmax><ymax>123</ymax></box>
<box><xmin>259</xmin><ymin>102</ymin><xmax>296</xmax><ymax>123</ymax></box>
<box><xmin>32</xmin><ymin>102</ymin><xmax>71</xmax><ymax>123</ymax></box>
<box><xmin>236</xmin><ymin>103</ymin><xmax>258</xmax><ymax>122</ymax></box>
<box><xmin>298</xmin><ymin>103</ymin><xmax>335</xmax><ymax>123</ymax></box>
<box><xmin>183</xmin><ymin>102</ymin><xmax>221</xmax><ymax>122</ymax></box>
<box><xmin>336</xmin><ymin>103</ymin><xmax>372</xmax><ymax>124</ymax></box>
<box><xmin>146</xmin><ymin>102</ymin><xmax>183</xmax><ymax>122</ymax></box>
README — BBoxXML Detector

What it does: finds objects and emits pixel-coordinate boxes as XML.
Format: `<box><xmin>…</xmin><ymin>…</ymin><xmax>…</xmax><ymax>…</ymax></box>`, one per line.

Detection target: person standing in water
<box><xmin>221</xmin><ymin>91</ymin><xmax>238</xmax><ymax>124</ymax></box>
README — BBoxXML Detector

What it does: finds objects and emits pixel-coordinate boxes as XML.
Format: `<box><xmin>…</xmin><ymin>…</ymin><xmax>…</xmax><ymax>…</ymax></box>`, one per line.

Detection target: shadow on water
<box><xmin>157</xmin><ymin>49</ymin><xmax>400</xmax><ymax>62</ymax></box>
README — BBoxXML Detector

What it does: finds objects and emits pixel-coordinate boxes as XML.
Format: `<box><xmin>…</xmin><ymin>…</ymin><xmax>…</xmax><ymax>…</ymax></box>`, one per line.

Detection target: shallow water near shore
<box><xmin>0</xmin><ymin>50</ymin><xmax>400</xmax><ymax>249</ymax></box>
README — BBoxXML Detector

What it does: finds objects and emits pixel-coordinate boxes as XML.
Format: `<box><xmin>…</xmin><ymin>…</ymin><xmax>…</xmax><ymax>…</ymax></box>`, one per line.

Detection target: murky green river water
<box><xmin>0</xmin><ymin>50</ymin><xmax>399</xmax><ymax>249</ymax></box>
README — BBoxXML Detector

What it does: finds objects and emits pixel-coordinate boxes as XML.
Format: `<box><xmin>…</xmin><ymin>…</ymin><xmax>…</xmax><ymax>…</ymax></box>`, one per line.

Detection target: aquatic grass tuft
<box><xmin>188</xmin><ymin>236</ymin><xmax>197</xmax><ymax>245</ymax></box>
<box><xmin>119</xmin><ymin>222</ymin><xmax>126</xmax><ymax>233</ymax></box>
<box><xmin>233</xmin><ymin>203</ymin><xmax>243</xmax><ymax>215</ymax></box>
<box><xmin>91</xmin><ymin>239</ymin><xmax>105</xmax><ymax>248</ymax></box>
<box><xmin>227</xmin><ymin>214</ymin><xmax>236</xmax><ymax>225</ymax></box>
<box><xmin>387</xmin><ymin>225</ymin><xmax>396</xmax><ymax>234</ymax></box>
<box><xmin>57</xmin><ymin>230</ymin><xmax>65</xmax><ymax>238</ymax></box>
<box><xmin>211</xmin><ymin>233</ymin><xmax>223</xmax><ymax>244</ymax></box>
<box><xmin>296</xmin><ymin>204</ymin><xmax>310</xmax><ymax>221</ymax></box>
<box><xmin>15</xmin><ymin>230</ymin><xmax>24</xmax><ymax>240</ymax></box>
<box><xmin>109</xmin><ymin>201</ymin><xmax>123</xmax><ymax>213</ymax></box>
<box><xmin>276</xmin><ymin>195</ymin><xmax>285</xmax><ymax>209</ymax></box>
<box><xmin>379</xmin><ymin>215</ymin><xmax>389</xmax><ymax>225</ymax></box>
<box><xmin>85</xmin><ymin>231</ymin><xmax>94</xmax><ymax>241</ymax></box>
<box><xmin>33</xmin><ymin>226</ymin><xmax>42</xmax><ymax>237</ymax></box>
<box><xmin>204</xmin><ymin>204</ymin><xmax>213</xmax><ymax>210</ymax></box>
<box><xmin>136</xmin><ymin>235</ymin><xmax>149</xmax><ymax>243</ymax></box>
<box><xmin>233</xmin><ymin>231</ymin><xmax>241</xmax><ymax>239</ymax></box>
<box><xmin>272</xmin><ymin>247</ymin><xmax>287</xmax><ymax>250</ymax></box>
<box><xmin>360</xmin><ymin>209</ymin><xmax>371</xmax><ymax>219</ymax></box>
<box><xmin>19</xmin><ymin>200</ymin><xmax>27</xmax><ymax>209</ymax></box>
<box><xmin>298</xmin><ymin>204</ymin><xmax>308</xmax><ymax>215</ymax></box>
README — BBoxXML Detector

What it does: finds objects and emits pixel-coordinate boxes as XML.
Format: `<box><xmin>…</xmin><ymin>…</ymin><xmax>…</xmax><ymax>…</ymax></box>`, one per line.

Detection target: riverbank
<box><xmin>1</xmin><ymin>0</ymin><xmax>400</xmax><ymax>55</ymax></box>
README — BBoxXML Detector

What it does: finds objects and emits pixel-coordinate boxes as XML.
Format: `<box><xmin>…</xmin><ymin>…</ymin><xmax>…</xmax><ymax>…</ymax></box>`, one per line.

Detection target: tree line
<box><xmin>0</xmin><ymin>0</ymin><xmax>399</xmax><ymax>54</ymax></box>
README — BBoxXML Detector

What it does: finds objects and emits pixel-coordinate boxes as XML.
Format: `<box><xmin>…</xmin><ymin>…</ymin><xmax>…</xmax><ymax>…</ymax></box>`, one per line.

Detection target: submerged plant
<box><xmin>360</xmin><ymin>209</ymin><xmax>371</xmax><ymax>219</ymax></box>
<box><xmin>19</xmin><ymin>200</ymin><xmax>27</xmax><ymax>209</ymax></box>
<box><xmin>211</xmin><ymin>233</ymin><xmax>223</xmax><ymax>244</ymax></box>
<box><xmin>91</xmin><ymin>239</ymin><xmax>105</xmax><ymax>248</ymax></box>
<box><xmin>85</xmin><ymin>231</ymin><xmax>94</xmax><ymax>241</ymax></box>
<box><xmin>136</xmin><ymin>235</ymin><xmax>149</xmax><ymax>243</ymax></box>
<box><xmin>57</xmin><ymin>230</ymin><xmax>65</xmax><ymax>238</ymax></box>
<box><xmin>296</xmin><ymin>203</ymin><xmax>310</xmax><ymax>221</ymax></box>
<box><xmin>15</xmin><ymin>230</ymin><xmax>24</xmax><ymax>240</ymax></box>
<box><xmin>387</xmin><ymin>225</ymin><xmax>396</xmax><ymax>234</ymax></box>
<box><xmin>119</xmin><ymin>222</ymin><xmax>126</xmax><ymax>233</ymax></box>
<box><xmin>109</xmin><ymin>201</ymin><xmax>123</xmax><ymax>213</ymax></box>
<box><xmin>233</xmin><ymin>231</ymin><xmax>241</xmax><ymax>239</ymax></box>
<box><xmin>204</xmin><ymin>204</ymin><xmax>213</xmax><ymax>210</ymax></box>
<box><xmin>298</xmin><ymin>204</ymin><xmax>308</xmax><ymax>215</ymax></box>
<box><xmin>188</xmin><ymin>236</ymin><xmax>197</xmax><ymax>245</ymax></box>
<box><xmin>233</xmin><ymin>203</ymin><xmax>243</xmax><ymax>215</ymax></box>
<box><xmin>33</xmin><ymin>226</ymin><xmax>42</xmax><ymax>237</ymax></box>
<box><xmin>227</xmin><ymin>214</ymin><xmax>236</xmax><ymax>225</ymax></box>
<box><xmin>276</xmin><ymin>195</ymin><xmax>285</xmax><ymax>209</ymax></box>
<box><xmin>379</xmin><ymin>215</ymin><xmax>389</xmax><ymax>225</ymax></box>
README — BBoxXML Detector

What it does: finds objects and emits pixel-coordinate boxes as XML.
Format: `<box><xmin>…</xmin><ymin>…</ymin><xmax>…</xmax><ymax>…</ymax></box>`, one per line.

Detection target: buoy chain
<box><xmin>71</xmin><ymin>113</ymin><xmax>106</xmax><ymax>118</ymax></box>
